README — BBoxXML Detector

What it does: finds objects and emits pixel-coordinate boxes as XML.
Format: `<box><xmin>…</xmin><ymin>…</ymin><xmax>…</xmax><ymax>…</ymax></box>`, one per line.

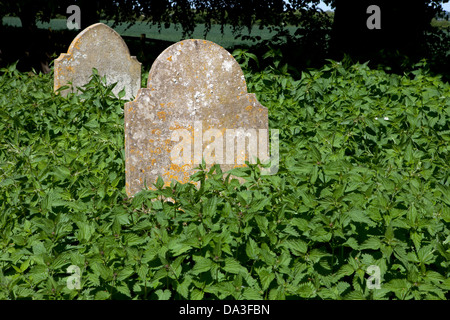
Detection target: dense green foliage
<box><xmin>0</xmin><ymin>54</ymin><xmax>449</xmax><ymax>300</ymax></box>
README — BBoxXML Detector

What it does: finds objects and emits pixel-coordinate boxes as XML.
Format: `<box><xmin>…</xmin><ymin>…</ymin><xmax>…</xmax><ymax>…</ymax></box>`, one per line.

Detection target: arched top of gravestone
<box><xmin>142</xmin><ymin>39</ymin><xmax>250</xmax><ymax>110</ymax></box>
<box><xmin>54</xmin><ymin>22</ymin><xmax>141</xmax><ymax>100</ymax></box>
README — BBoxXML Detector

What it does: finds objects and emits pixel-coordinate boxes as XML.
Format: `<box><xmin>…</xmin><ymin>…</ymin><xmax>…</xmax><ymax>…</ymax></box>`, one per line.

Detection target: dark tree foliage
<box><xmin>1</xmin><ymin>1</ymin><xmax>329</xmax><ymax>36</ymax></box>
<box><xmin>1</xmin><ymin>0</ymin><xmax>447</xmax><ymax>42</ymax></box>
<box><xmin>324</xmin><ymin>0</ymin><xmax>446</xmax><ymax>63</ymax></box>
<box><xmin>0</xmin><ymin>0</ymin><xmax>449</xmax><ymax>77</ymax></box>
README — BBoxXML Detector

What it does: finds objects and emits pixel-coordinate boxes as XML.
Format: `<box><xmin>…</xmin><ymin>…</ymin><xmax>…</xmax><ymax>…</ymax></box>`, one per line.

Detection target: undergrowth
<box><xmin>0</xmin><ymin>52</ymin><xmax>449</xmax><ymax>300</ymax></box>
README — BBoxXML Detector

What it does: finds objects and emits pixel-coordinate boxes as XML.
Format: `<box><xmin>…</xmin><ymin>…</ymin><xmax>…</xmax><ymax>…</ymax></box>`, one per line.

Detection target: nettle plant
<box><xmin>0</xmin><ymin>52</ymin><xmax>449</xmax><ymax>300</ymax></box>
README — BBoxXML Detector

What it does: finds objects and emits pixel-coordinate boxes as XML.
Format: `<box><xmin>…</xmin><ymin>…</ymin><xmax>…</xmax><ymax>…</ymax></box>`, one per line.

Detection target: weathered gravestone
<box><xmin>125</xmin><ymin>39</ymin><xmax>271</xmax><ymax>197</ymax></box>
<box><xmin>54</xmin><ymin>23</ymin><xmax>141</xmax><ymax>100</ymax></box>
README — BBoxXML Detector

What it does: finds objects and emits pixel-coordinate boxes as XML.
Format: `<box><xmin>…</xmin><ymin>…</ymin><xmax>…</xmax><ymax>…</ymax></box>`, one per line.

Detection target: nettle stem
<box><xmin>330</xmin><ymin>236</ymin><xmax>335</xmax><ymax>273</ymax></box>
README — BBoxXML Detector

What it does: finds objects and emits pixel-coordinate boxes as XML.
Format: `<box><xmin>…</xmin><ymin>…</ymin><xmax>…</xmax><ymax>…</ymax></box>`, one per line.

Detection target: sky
<box><xmin>316</xmin><ymin>1</ymin><xmax>450</xmax><ymax>12</ymax></box>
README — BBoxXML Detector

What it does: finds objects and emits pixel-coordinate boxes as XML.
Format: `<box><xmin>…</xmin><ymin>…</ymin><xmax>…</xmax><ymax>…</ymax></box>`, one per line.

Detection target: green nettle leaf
<box><xmin>308</xmin><ymin>144</ymin><xmax>322</xmax><ymax>162</ymax></box>
<box><xmin>282</xmin><ymin>224</ymin><xmax>300</xmax><ymax>237</ymax></box>
<box><xmin>203</xmin><ymin>196</ymin><xmax>218</xmax><ymax>215</ymax></box>
<box><xmin>155</xmin><ymin>289</ymin><xmax>172</xmax><ymax>300</ymax></box>
<box><xmin>296</xmin><ymin>282</ymin><xmax>316</xmax><ymax>298</ymax></box>
<box><xmin>245</xmin><ymin>237</ymin><xmax>260</xmax><ymax>260</ymax></box>
<box><xmin>118</xmin><ymin>88</ymin><xmax>126</xmax><ymax>99</ymax></box>
<box><xmin>260</xmin><ymin>243</ymin><xmax>276</xmax><ymax>265</ymax></box>
<box><xmin>417</xmin><ymin>245</ymin><xmax>435</xmax><ymax>265</ymax></box>
<box><xmin>12</xmin><ymin>235</ymin><xmax>27</xmax><ymax>247</ymax></box>
<box><xmin>92</xmin><ymin>262</ymin><xmax>114</xmax><ymax>281</ymax></box>
<box><xmin>155</xmin><ymin>176</ymin><xmax>164</xmax><ymax>189</ymax></box>
<box><xmin>0</xmin><ymin>178</ymin><xmax>14</xmax><ymax>188</ymax></box>
<box><xmin>95</xmin><ymin>290</ymin><xmax>111</xmax><ymax>300</ymax></box>
<box><xmin>84</xmin><ymin>117</ymin><xmax>99</xmax><ymax>129</ymax></box>
<box><xmin>344</xmin><ymin>290</ymin><xmax>366</xmax><ymax>300</ymax></box>
<box><xmin>290</xmin><ymin>218</ymin><xmax>309</xmax><ymax>232</ymax></box>
<box><xmin>248</xmin><ymin>197</ymin><xmax>271</xmax><ymax>213</ymax></box>
<box><xmin>255</xmin><ymin>216</ymin><xmax>269</xmax><ymax>232</ymax></box>
<box><xmin>308</xmin><ymin>249</ymin><xmax>331</xmax><ymax>263</ymax></box>
<box><xmin>343</xmin><ymin>238</ymin><xmax>359</xmax><ymax>250</ymax></box>
<box><xmin>76</xmin><ymin>221</ymin><xmax>94</xmax><ymax>242</ymax></box>
<box><xmin>242</xmin><ymin>287</ymin><xmax>263</xmax><ymax>300</ymax></box>
<box><xmin>190</xmin><ymin>289</ymin><xmax>204</xmax><ymax>300</ymax></box>
<box><xmin>117</xmin><ymin>266</ymin><xmax>134</xmax><ymax>281</ymax></box>
<box><xmin>410</xmin><ymin>232</ymin><xmax>423</xmax><ymax>251</ymax></box>
<box><xmin>346</xmin><ymin>208</ymin><xmax>377</xmax><ymax>226</ymax></box>
<box><xmin>169</xmin><ymin>240</ymin><xmax>192</xmax><ymax>256</ymax></box>
<box><xmin>53</xmin><ymin>166</ymin><xmax>71</xmax><ymax>181</ymax></box>
<box><xmin>136</xmin><ymin>265</ymin><xmax>149</xmax><ymax>280</ymax></box>
<box><xmin>257</xmin><ymin>268</ymin><xmax>275</xmax><ymax>291</ymax></box>
<box><xmin>176</xmin><ymin>276</ymin><xmax>192</xmax><ymax>299</ymax></box>
<box><xmin>223</xmin><ymin>257</ymin><xmax>247</xmax><ymax>274</ymax></box>
<box><xmin>310</xmin><ymin>227</ymin><xmax>332</xmax><ymax>242</ymax></box>
<box><xmin>51</xmin><ymin>254</ymin><xmax>70</xmax><ymax>270</ymax></box>
<box><xmin>191</xmin><ymin>256</ymin><xmax>213</xmax><ymax>275</ymax></box>
<box><xmin>441</xmin><ymin>278</ymin><xmax>450</xmax><ymax>290</ymax></box>
<box><xmin>310</xmin><ymin>165</ymin><xmax>319</xmax><ymax>184</ymax></box>
<box><xmin>13</xmin><ymin>286</ymin><xmax>35</xmax><ymax>299</ymax></box>
<box><xmin>18</xmin><ymin>259</ymin><xmax>30</xmax><ymax>273</ymax></box>
<box><xmin>360</xmin><ymin>237</ymin><xmax>382</xmax><ymax>250</ymax></box>
<box><xmin>436</xmin><ymin>184</ymin><xmax>450</xmax><ymax>206</ymax></box>
<box><xmin>425</xmin><ymin>270</ymin><xmax>445</xmax><ymax>283</ymax></box>
<box><xmin>269</xmin><ymin>286</ymin><xmax>285</xmax><ymax>300</ymax></box>
<box><xmin>124</xmin><ymin>233</ymin><xmax>145</xmax><ymax>246</ymax></box>
<box><xmin>282</xmin><ymin>239</ymin><xmax>308</xmax><ymax>256</ymax></box>
<box><xmin>116</xmin><ymin>284</ymin><xmax>132</xmax><ymax>298</ymax></box>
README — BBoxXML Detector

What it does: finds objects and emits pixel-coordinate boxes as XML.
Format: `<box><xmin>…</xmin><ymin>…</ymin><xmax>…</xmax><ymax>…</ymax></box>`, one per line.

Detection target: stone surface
<box><xmin>125</xmin><ymin>39</ymin><xmax>269</xmax><ymax>196</ymax></box>
<box><xmin>54</xmin><ymin>23</ymin><xmax>141</xmax><ymax>100</ymax></box>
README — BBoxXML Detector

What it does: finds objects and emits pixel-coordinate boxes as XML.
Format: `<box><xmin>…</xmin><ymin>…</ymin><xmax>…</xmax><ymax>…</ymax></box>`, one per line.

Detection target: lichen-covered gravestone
<box><xmin>54</xmin><ymin>23</ymin><xmax>141</xmax><ymax>100</ymax></box>
<box><xmin>125</xmin><ymin>39</ymin><xmax>269</xmax><ymax>196</ymax></box>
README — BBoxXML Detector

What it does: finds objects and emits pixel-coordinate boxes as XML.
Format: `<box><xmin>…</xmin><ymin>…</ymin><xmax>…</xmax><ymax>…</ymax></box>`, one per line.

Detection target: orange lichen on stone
<box><xmin>149</xmin><ymin>147</ymin><xmax>162</xmax><ymax>155</ymax></box>
<box><xmin>157</xmin><ymin>111</ymin><xmax>167</xmax><ymax>121</ymax></box>
<box><xmin>162</xmin><ymin>163</ymin><xmax>191</xmax><ymax>184</ymax></box>
<box><xmin>169</xmin><ymin>123</ymin><xmax>190</xmax><ymax>130</ymax></box>
<box><xmin>163</xmin><ymin>139</ymin><xmax>172</xmax><ymax>151</ymax></box>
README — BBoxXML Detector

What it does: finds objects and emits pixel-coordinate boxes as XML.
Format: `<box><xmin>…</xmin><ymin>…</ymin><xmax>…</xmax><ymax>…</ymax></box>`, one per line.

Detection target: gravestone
<box><xmin>125</xmin><ymin>39</ymin><xmax>270</xmax><ymax>197</ymax></box>
<box><xmin>54</xmin><ymin>23</ymin><xmax>141</xmax><ymax>100</ymax></box>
